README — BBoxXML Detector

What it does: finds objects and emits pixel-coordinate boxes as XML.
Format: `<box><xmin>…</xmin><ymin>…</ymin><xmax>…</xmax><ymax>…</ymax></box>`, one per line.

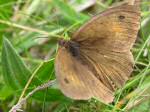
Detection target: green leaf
<box><xmin>0</xmin><ymin>84</ymin><xmax>13</xmax><ymax>100</ymax></box>
<box><xmin>27</xmin><ymin>59</ymin><xmax>55</xmax><ymax>88</ymax></box>
<box><xmin>53</xmin><ymin>0</ymin><xmax>89</xmax><ymax>23</ymax></box>
<box><xmin>1</xmin><ymin>38</ymin><xmax>31</xmax><ymax>90</ymax></box>
<box><xmin>32</xmin><ymin>88</ymin><xmax>70</xmax><ymax>102</ymax></box>
<box><xmin>33</xmin><ymin>59</ymin><xmax>55</xmax><ymax>85</ymax></box>
<box><xmin>1</xmin><ymin>38</ymin><xmax>67</xmax><ymax>102</ymax></box>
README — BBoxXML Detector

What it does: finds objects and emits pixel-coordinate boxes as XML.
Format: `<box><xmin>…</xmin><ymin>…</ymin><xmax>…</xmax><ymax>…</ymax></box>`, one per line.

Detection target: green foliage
<box><xmin>53</xmin><ymin>0</ymin><xmax>89</xmax><ymax>23</ymax></box>
<box><xmin>2</xmin><ymin>38</ymin><xmax>31</xmax><ymax>90</ymax></box>
<box><xmin>1</xmin><ymin>38</ymin><xmax>68</xmax><ymax>102</ymax></box>
<box><xmin>0</xmin><ymin>0</ymin><xmax>150</xmax><ymax>112</ymax></box>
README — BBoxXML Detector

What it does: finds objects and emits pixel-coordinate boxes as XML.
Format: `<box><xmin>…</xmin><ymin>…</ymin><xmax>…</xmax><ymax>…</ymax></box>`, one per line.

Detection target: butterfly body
<box><xmin>58</xmin><ymin>39</ymin><xmax>80</xmax><ymax>57</ymax></box>
<box><xmin>55</xmin><ymin>0</ymin><xmax>141</xmax><ymax>103</ymax></box>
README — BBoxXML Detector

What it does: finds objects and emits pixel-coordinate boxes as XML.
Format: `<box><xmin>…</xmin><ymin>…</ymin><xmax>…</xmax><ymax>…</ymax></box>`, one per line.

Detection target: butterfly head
<box><xmin>58</xmin><ymin>38</ymin><xmax>69</xmax><ymax>48</ymax></box>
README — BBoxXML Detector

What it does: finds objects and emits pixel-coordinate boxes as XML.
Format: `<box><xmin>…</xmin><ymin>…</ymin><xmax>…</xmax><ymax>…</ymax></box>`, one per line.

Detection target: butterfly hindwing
<box><xmin>80</xmin><ymin>48</ymin><xmax>134</xmax><ymax>91</ymax></box>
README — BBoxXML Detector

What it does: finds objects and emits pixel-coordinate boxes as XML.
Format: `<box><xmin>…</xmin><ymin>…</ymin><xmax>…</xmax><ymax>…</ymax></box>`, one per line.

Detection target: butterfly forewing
<box><xmin>72</xmin><ymin>4</ymin><xmax>140</xmax><ymax>52</ymax></box>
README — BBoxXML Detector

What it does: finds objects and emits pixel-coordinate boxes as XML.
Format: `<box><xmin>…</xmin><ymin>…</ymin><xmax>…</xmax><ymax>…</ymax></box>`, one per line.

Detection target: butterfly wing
<box><xmin>71</xmin><ymin>1</ymin><xmax>140</xmax><ymax>91</ymax></box>
<box><xmin>80</xmin><ymin>48</ymin><xmax>134</xmax><ymax>91</ymax></box>
<box><xmin>55</xmin><ymin>47</ymin><xmax>113</xmax><ymax>103</ymax></box>
<box><xmin>55</xmin><ymin>0</ymin><xmax>141</xmax><ymax>103</ymax></box>
<box><xmin>72</xmin><ymin>2</ymin><xmax>140</xmax><ymax>52</ymax></box>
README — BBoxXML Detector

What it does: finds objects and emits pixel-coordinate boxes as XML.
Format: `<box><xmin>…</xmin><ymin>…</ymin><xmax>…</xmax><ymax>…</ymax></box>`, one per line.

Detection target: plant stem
<box><xmin>0</xmin><ymin>19</ymin><xmax>62</xmax><ymax>38</ymax></box>
<box><xmin>18</xmin><ymin>62</ymin><xmax>43</xmax><ymax>101</ymax></box>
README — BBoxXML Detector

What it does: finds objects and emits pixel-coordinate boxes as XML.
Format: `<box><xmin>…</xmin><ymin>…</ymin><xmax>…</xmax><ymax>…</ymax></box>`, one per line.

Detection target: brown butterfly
<box><xmin>55</xmin><ymin>0</ymin><xmax>141</xmax><ymax>103</ymax></box>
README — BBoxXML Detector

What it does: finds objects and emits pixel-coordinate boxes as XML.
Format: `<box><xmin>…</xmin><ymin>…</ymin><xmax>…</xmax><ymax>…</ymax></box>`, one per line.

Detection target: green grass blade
<box><xmin>53</xmin><ymin>0</ymin><xmax>89</xmax><ymax>23</ymax></box>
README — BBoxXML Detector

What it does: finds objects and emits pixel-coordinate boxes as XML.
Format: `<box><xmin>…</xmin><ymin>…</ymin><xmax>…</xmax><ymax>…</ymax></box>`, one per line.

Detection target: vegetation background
<box><xmin>0</xmin><ymin>0</ymin><xmax>150</xmax><ymax>112</ymax></box>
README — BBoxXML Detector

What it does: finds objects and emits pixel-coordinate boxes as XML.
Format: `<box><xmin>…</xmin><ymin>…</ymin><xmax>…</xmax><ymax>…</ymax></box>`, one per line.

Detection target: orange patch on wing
<box><xmin>112</xmin><ymin>23</ymin><xmax>124</xmax><ymax>33</ymax></box>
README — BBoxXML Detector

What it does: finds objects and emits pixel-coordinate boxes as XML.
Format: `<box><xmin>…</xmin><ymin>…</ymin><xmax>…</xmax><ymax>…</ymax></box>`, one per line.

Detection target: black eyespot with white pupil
<box><xmin>119</xmin><ymin>15</ymin><xmax>125</xmax><ymax>20</ymax></box>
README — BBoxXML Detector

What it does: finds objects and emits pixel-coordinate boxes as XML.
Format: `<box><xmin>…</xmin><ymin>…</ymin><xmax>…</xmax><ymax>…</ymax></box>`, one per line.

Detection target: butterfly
<box><xmin>55</xmin><ymin>0</ymin><xmax>141</xmax><ymax>103</ymax></box>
